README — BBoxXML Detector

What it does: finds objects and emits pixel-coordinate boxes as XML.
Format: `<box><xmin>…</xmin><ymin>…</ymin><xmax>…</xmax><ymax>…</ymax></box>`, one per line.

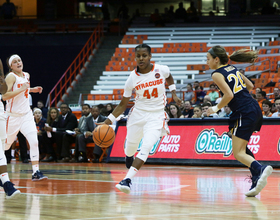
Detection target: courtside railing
<box><xmin>48</xmin><ymin>20</ymin><xmax>104</xmax><ymax>107</ymax></box>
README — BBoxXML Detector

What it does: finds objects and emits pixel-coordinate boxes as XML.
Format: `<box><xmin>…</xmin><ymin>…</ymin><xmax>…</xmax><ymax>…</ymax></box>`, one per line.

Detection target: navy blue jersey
<box><xmin>211</xmin><ymin>64</ymin><xmax>253</xmax><ymax>112</ymax></box>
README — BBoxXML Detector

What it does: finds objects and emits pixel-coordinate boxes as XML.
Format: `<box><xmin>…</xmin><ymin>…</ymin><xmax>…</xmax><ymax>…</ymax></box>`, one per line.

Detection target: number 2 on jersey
<box><xmin>143</xmin><ymin>88</ymin><xmax>158</xmax><ymax>99</ymax></box>
<box><xmin>227</xmin><ymin>71</ymin><xmax>246</xmax><ymax>94</ymax></box>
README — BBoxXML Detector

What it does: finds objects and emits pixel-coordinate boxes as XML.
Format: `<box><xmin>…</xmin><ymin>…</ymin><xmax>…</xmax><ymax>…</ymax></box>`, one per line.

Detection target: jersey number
<box><xmin>24</xmin><ymin>89</ymin><xmax>28</xmax><ymax>98</ymax></box>
<box><xmin>227</xmin><ymin>71</ymin><xmax>246</xmax><ymax>94</ymax></box>
<box><xmin>143</xmin><ymin>88</ymin><xmax>158</xmax><ymax>99</ymax></box>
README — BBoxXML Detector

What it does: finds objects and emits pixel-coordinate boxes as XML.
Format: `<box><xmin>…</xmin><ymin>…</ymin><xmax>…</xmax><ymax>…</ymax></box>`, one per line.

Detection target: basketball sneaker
<box><xmin>3</xmin><ymin>181</ymin><xmax>21</xmax><ymax>199</ymax></box>
<box><xmin>125</xmin><ymin>156</ymin><xmax>134</xmax><ymax>169</ymax></box>
<box><xmin>116</xmin><ymin>178</ymin><xmax>131</xmax><ymax>194</ymax></box>
<box><xmin>32</xmin><ymin>170</ymin><xmax>48</xmax><ymax>181</ymax></box>
<box><xmin>0</xmin><ymin>179</ymin><xmax>2</xmax><ymax>187</ymax></box>
<box><xmin>245</xmin><ymin>165</ymin><xmax>273</xmax><ymax>197</ymax></box>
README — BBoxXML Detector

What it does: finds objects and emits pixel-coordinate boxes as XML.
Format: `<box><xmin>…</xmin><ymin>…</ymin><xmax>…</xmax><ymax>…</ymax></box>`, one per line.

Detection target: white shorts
<box><xmin>6</xmin><ymin>110</ymin><xmax>37</xmax><ymax>146</ymax></box>
<box><xmin>126</xmin><ymin>108</ymin><xmax>169</xmax><ymax>143</ymax></box>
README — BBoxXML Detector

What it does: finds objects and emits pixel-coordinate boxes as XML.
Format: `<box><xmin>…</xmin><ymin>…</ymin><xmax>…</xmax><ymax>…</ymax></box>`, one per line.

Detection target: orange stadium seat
<box><xmin>276</xmin><ymin>82</ymin><xmax>280</xmax><ymax>88</ymax></box>
<box><xmin>185</xmin><ymin>47</ymin><xmax>196</xmax><ymax>52</ymax></box>
<box><xmin>172</xmin><ymin>47</ymin><xmax>185</xmax><ymax>53</ymax></box>
<box><xmin>108</xmin><ymin>61</ymin><xmax>119</xmax><ymax>66</ymax></box>
<box><xmin>123</xmin><ymin>35</ymin><xmax>134</xmax><ymax>39</ymax></box>
<box><xmin>260</xmin><ymin>72</ymin><xmax>269</xmax><ymax>79</ymax></box>
<box><xmin>111</xmin><ymin>56</ymin><xmax>122</xmax><ymax>61</ymax></box>
<box><xmin>122</xmin><ymin>38</ymin><xmax>133</xmax><ymax>44</ymax></box>
<box><xmin>272</xmin><ymin>40</ymin><xmax>280</xmax><ymax>45</ymax></box>
<box><xmin>268</xmin><ymin>77</ymin><xmax>277</xmax><ymax>83</ymax></box>
<box><xmin>162</xmin><ymin>48</ymin><xmax>173</xmax><ymax>53</ymax></box>
<box><xmin>105</xmin><ymin>65</ymin><xmax>114</xmax><ymax>71</ymax></box>
<box><xmin>270</xmin><ymin>48</ymin><xmax>279</xmax><ymax>54</ymax></box>
<box><xmin>132</xmin><ymin>39</ymin><xmax>143</xmax><ymax>44</ymax></box>
<box><xmin>114</xmin><ymin>65</ymin><xmax>129</xmax><ymax>71</ymax></box>
<box><xmin>259</xmin><ymin>49</ymin><xmax>267</xmax><ymax>54</ymax></box>
<box><xmin>128</xmin><ymin>48</ymin><xmax>135</xmax><ymax>53</ymax></box>
<box><xmin>163</xmin><ymin>43</ymin><xmax>174</xmax><ymax>48</ymax></box>
<box><xmin>174</xmin><ymin>43</ymin><xmax>187</xmax><ymax>48</ymax></box>
<box><xmin>269</xmin><ymin>73</ymin><xmax>278</xmax><ymax>78</ymax></box>
<box><xmin>151</xmin><ymin>48</ymin><xmax>162</xmax><ymax>53</ymax></box>
<box><xmin>124</xmin><ymin>56</ymin><xmax>134</xmax><ymax>61</ymax></box>
<box><xmin>137</xmin><ymin>35</ymin><xmax>148</xmax><ymax>40</ymax></box>
<box><xmin>113</xmin><ymin>89</ymin><xmax>124</xmax><ymax>95</ymax></box>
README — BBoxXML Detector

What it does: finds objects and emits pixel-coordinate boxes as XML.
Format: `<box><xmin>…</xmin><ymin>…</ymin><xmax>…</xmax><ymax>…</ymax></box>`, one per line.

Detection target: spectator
<box><xmin>168</xmin><ymin>5</ymin><xmax>175</xmax><ymax>20</ymax></box>
<box><xmin>70</xmin><ymin>104</ymin><xmax>92</xmax><ymax>162</ymax></box>
<box><xmin>193</xmin><ymin>81</ymin><xmax>200</xmax><ymax>88</ymax></box>
<box><xmin>256</xmin><ymin>91</ymin><xmax>266</xmax><ymax>111</ymax></box>
<box><xmin>208</xmin><ymin>84</ymin><xmax>219</xmax><ymax>104</ymax></box>
<box><xmin>192</xmin><ymin>105</ymin><xmax>203</xmax><ymax>118</ymax></box>
<box><xmin>36</xmin><ymin>100</ymin><xmax>48</xmax><ymax>119</ymax></box>
<box><xmin>42</xmin><ymin>103</ymin><xmax>78</xmax><ymax>162</ymax></box>
<box><xmin>76</xmin><ymin>106</ymin><xmax>106</xmax><ymax>163</ymax></box>
<box><xmin>168</xmin><ymin>103</ymin><xmax>184</xmax><ymax>118</ymax></box>
<box><xmin>271</xmin><ymin>97</ymin><xmax>280</xmax><ymax>117</ymax></box>
<box><xmin>150</xmin><ymin>8</ymin><xmax>163</xmax><ymax>26</ymax></box>
<box><xmin>41</xmin><ymin>107</ymin><xmax>59</xmax><ymax>162</ymax></box>
<box><xmin>185</xmin><ymin>83</ymin><xmax>195</xmax><ymax>103</ymax></box>
<box><xmin>262</xmin><ymin>100</ymin><xmax>273</xmax><ymax>117</ymax></box>
<box><xmin>201</xmin><ymin>102</ymin><xmax>219</xmax><ymax>118</ymax></box>
<box><xmin>162</xmin><ymin>7</ymin><xmax>173</xmax><ymax>23</ymax></box>
<box><xmin>255</xmin><ymin>87</ymin><xmax>262</xmax><ymax>94</ymax></box>
<box><xmin>203</xmin><ymin>95</ymin><xmax>211</xmax><ymax>104</ymax></box>
<box><xmin>195</xmin><ymin>85</ymin><xmax>206</xmax><ymax>104</ymax></box>
<box><xmin>186</xmin><ymin>1</ymin><xmax>198</xmax><ymax>22</ymax></box>
<box><xmin>33</xmin><ymin>108</ymin><xmax>46</xmax><ymax>161</ymax></box>
<box><xmin>251</xmin><ymin>93</ymin><xmax>257</xmax><ymax>101</ymax></box>
<box><xmin>0</xmin><ymin>0</ymin><xmax>16</xmax><ymax>19</ymax></box>
<box><xmin>175</xmin><ymin>2</ymin><xmax>187</xmax><ymax>20</ymax></box>
<box><xmin>105</xmin><ymin>103</ymin><xmax>114</xmax><ymax>116</ymax></box>
<box><xmin>182</xmin><ymin>100</ymin><xmax>194</xmax><ymax>118</ymax></box>
<box><xmin>271</xmin><ymin>87</ymin><xmax>280</xmax><ymax>103</ymax></box>
<box><xmin>223</xmin><ymin>105</ymin><xmax>232</xmax><ymax>117</ymax></box>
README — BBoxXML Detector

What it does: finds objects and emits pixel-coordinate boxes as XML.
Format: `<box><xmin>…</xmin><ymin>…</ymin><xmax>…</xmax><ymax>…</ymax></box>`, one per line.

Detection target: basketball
<box><xmin>92</xmin><ymin>124</ymin><xmax>115</xmax><ymax>148</ymax></box>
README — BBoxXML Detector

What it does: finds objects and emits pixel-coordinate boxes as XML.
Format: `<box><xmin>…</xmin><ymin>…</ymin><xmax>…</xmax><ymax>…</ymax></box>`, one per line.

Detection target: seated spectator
<box><xmin>195</xmin><ymin>85</ymin><xmax>206</xmax><ymax>104</ymax></box>
<box><xmin>262</xmin><ymin>100</ymin><xmax>273</xmax><ymax>117</ymax></box>
<box><xmin>33</xmin><ymin>108</ymin><xmax>46</xmax><ymax>160</ymax></box>
<box><xmin>193</xmin><ymin>81</ymin><xmax>200</xmax><ymax>88</ymax></box>
<box><xmin>271</xmin><ymin>87</ymin><xmax>280</xmax><ymax>103</ymax></box>
<box><xmin>185</xmin><ymin>83</ymin><xmax>195</xmax><ymax>103</ymax></box>
<box><xmin>76</xmin><ymin>106</ymin><xmax>106</xmax><ymax>163</ymax></box>
<box><xmin>251</xmin><ymin>93</ymin><xmax>257</xmax><ymax>101</ymax></box>
<box><xmin>105</xmin><ymin>103</ymin><xmax>114</xmax><ymax>116</ymax></box>
<box><xmin>203</xmin><ymin>95</ymin><xmax>211</xmax><ymax>104</ymax></box>
<box><xmin>41</xmin><ymin>107</ymin><xmax>59</xmax><ymax>162</ymax></box>
<box><xmin>222</xmin><ymin>105</ymin><xmax>232</xmax><ymax>117</ymax></box>
<box><xmin>69</xmin><ymin>104</ymin><xmax>92</xmax><ymax>162</ymax></box>
<box><xmin>36</xmin><ymin>100</ymin><xmax>48</xmax><ymax>119</ymax></box>
<box><xmin>201</xmin><ymin>102</ymin><xmax>219</xmax><ymax>118</ymax></box>
<box><xmin>255</xmin><ymin>87</ymin><xmax>262</xmax><ymax>94</ymax></box>
<box><xmin>168</xmin><ymin>103</ymin><xmax>184</xmax><ymax>118</ymax></box>
<box><xmin>256</xmin><ymin>91</ymin><xmax>266</xmax><ymax>111</ymax></box>
<box><xmin>208</xmin><ymin>84</ymin><xmax>219</xmax><ymax>105</ymax></box>
<box><xmin>271</xmin><ymin>97</ymin><xmax>280</xmax><ymax>117</ymax></box>
<box><xmin>192</xmin><ymin>105</ymin><xmax>203</xmax><ymax>118</ymax></box>
<box><xmin>182</xmin><ymin>100</ymin><xmax>194</xmax><ymax>118</ymax></box>
<box><xmin>42</xmin><ymin>103</ymin><xmax>78</xmax><ymax>162</ymax></box>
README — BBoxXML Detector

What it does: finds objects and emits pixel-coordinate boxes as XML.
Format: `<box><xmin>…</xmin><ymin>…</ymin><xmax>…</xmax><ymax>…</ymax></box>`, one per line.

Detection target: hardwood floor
<box><xmin>1</xmin><ymin>161</ymin><xmax>278</xmax><ymax>219</ymax></box>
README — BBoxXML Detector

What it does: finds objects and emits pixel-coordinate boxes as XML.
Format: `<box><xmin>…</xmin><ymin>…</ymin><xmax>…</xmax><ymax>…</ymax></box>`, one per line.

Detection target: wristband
<box><xmin>108</xmin><ymin>113</ymin><xmax>116</xmax><ymax>124</ymax></box>
<box><xmin>212</xmin><ymin>105</ymin><xmax>220</xmax><ymax>113</ymax></box>
<box><xmin>169</xmin><ymin>84</ymin><xmax>176</xmax><ymax>91</ymax></box>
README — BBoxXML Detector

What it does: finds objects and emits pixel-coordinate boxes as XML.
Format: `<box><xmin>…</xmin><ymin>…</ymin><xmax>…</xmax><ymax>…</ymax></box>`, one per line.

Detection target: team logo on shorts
<box><xmin>155</xmin><ymin>73</ymin><xmax>160</xmax><ymax>78</ymax></box>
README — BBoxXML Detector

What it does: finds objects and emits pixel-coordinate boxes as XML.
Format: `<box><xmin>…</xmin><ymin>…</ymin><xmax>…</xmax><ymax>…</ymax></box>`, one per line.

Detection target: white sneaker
<box><xmin>245</xmin><ymin>165</ymin><xmax>273</xmax><ymax>197</ymax></box>
<box><xmin>115</xmin><ymin>178</ymin><xmax>131</xmax><ymax>194</ymax></box>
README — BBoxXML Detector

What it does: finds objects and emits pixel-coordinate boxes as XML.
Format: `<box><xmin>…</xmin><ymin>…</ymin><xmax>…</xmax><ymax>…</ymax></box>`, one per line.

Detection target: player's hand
<box><xmin>84</xmin><ymin>131</ymin><xmax>92</xmax><ymax>138</ymax></box>
<box><xmin>173</xmin><ymin>95</ymin><xmax>182</xmax><ymax>107</ymax></box>
<box><xmin>21</xmin><ymin>82</ymin><xmax>30</xmax><ymax>90</ymax></box>
<box><xmin>96</xmin><ymin>119</ymin><xmax>111</xmax><ymax>125</ymax></box>
<box><xmin>206</xmin><ymin>107</ymin><xmax>215</xmax><ymax>116</ymax></box>
<box><xmin>34</xmin><ymin>86</ymin><xmax>43</xmax><ymax>94</ymax></box>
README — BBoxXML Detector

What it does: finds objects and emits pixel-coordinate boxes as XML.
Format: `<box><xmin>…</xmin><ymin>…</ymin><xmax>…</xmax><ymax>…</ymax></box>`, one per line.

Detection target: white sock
<box><xmin>32</xmin><ymin>164</ymin><xmax>39</xmax><ymax>175</ymax></box>
<box><xmin>11</xmin><ymin>149</ymin><xmax>15</xmax><ymax>157</ymax></box>
<box><xmin>1</xmin><ymin>172</ymin><xmax>10</xmax><ymax>184</ymax></box>
<box><xmin>125</xmin><ymin>166</ymin><xmax>138</xmax><ymax>180</ymax></box>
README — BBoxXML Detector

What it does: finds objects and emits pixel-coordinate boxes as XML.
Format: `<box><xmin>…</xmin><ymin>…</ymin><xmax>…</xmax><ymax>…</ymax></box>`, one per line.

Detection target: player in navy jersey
<box><xmin>206</xmin><ymin>46</ymin><xmax>273</xmax><ymax>197</ymax></box>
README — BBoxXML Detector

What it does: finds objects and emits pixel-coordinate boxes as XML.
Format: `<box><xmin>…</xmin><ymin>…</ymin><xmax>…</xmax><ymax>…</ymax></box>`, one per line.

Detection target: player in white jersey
<box><xmin>0</xmin><ymin>58</ymin><xmax>21</xmax><ymax>198</ymax></box>
<box><xmin>100</xmin><ymin>44</ymin><xmax>181</xmax><ymax>194</ymax></box>
<box><xmin>2</xmin><ymin>54</ymin><xmax>47</xmax><ymax>181</ymax></box>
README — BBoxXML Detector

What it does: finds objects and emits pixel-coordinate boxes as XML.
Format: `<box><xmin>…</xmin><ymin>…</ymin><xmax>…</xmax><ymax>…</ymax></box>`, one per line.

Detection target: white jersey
<box><xmin>6</xmin><ymin>72</ymin><xmax>30</xmax><ymax>114</ymax></box>
<box><xmin>123</xmin><ymin>64</ymin><xmax>170</xmax><ymax>111</ymax></box>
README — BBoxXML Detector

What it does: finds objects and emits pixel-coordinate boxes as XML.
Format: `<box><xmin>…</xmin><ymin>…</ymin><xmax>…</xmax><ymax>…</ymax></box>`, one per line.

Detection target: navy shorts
<box><xmin>228</xmin><ymin>101</ymin><xmax>263</xmax><ymax>141</ymax></box>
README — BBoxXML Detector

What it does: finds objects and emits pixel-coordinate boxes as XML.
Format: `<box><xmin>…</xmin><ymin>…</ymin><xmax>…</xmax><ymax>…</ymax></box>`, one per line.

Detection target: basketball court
<box><xmin>1</xmin><ymin>161</ymin><xmax>279</xmax><ymax>219</ymax></box>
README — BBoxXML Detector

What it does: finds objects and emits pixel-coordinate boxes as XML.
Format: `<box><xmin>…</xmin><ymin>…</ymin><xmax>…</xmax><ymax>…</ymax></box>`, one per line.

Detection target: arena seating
<box><xmin>84</xmin><ymin>26</ymin><xmax>280</xmax><ymax>106</ymax></box>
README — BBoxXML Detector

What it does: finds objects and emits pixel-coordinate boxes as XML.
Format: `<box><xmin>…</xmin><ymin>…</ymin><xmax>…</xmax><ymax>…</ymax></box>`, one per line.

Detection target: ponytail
<box><xmin>209</xmin><ymin>46</ymin><xmax>258</xmax><ymax>65</ymax></box>
<box><xmin>229</xmin><ymin>49</ymin><xmax>258</xmax><ymax>63</ymax></box>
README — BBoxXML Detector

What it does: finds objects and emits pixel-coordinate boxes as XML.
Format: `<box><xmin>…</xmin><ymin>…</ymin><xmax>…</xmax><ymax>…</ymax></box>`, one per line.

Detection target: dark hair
<box><xmin>262</xmin><ymin>100</ymin><xmax>272</xmax><ymax>108</ymax></box>
<box><xmin>193</xmin><ymin>105</ymin><xmax>202</xmax><ymax>110</ymax></box>
<box><xmin>209</xmin><ymin>45</ymin><xmax>258</xmax><ymax>65</ymax></box>
<box><xmin>209</xmin><ymin>83</ymin><xmax>216</xmax><ymax>88</ymax></box>
<box><xmin>257</xmin><ymin>91</ymin><xmax>266</xmax><ymax>97</ymax></box>
<box><xmin>202</xmin><ymin>102</ymin><xmax>212</xmax><ymax>107</ymax></box>
<box><xmin>169</xmin><ymin>103</ymin><xmax>182</xmax><ymax>118</ymax></box>
<box><xmin>82</xmin><ymin>104</ymin><xmax>91</xmax><ymax>108</ymax></box>
<box><xmin>275</xmin><ymin>97</ymin><xmax>280</xmax><ymax>102</ymax></box>
<box><xmin>135</xmin><ymin>44</ymin><xmax>151</xmax><ymax>54</ymax></box>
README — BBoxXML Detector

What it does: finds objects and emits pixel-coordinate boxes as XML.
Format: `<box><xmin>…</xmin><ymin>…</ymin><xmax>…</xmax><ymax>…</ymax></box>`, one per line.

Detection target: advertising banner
<box><xmin>109</xmin><ymin>119</ymin><xmax>280</xmax><ymax>164</ymax></box>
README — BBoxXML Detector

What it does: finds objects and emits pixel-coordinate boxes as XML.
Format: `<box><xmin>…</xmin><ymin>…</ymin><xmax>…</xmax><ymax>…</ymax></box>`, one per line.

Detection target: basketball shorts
<box><xmin>126</xmin><ymin>107</ymin><xmax>169</xmax><ymax>144</ymax></box>
<box><xmin>229</xmin><ymin>101</ymin><xmax>263</xmax><ymax>142</ymax></box>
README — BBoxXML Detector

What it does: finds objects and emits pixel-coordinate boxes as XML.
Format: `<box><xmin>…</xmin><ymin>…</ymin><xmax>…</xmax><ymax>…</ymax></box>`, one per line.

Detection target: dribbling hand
<box><xmin>173</xmin><ymin>96</ymin><xmax>182</xmax><ymax>107</ymax></box>
<box><xmin>206</xmin><ymin>107</ymin><xmax>215</xmax><ymax>116</ymax></box>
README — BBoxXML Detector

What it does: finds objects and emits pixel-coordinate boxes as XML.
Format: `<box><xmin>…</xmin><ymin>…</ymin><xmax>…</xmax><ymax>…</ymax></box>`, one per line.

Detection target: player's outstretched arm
<box><xmin>30</xmin><ymin>86</ymin><xmax>43</xmax><ymax>94</ymax></box>
<box><xmin>166</xmin><ymin>73</ymin><xmax>182</xmax><ymax>106</ymax></box>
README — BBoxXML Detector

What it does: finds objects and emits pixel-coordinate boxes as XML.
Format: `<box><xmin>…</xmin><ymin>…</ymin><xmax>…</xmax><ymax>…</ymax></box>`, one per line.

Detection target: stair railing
<box><xmin>48</xmin><ymin>20</ymin><xmax>104</xmax><ymax>107</ymax></box>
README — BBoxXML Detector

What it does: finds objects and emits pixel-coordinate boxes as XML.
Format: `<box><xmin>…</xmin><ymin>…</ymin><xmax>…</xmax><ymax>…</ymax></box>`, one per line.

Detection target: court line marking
<box><xmin>146</xmin><ymin>185</ymin><xmax>189</xmax><ymax>193</ymax></box>
<box><xmin>68</xmin><ymin>209</ymin><xmax>280</xmax><ymax>220</ymax></box>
